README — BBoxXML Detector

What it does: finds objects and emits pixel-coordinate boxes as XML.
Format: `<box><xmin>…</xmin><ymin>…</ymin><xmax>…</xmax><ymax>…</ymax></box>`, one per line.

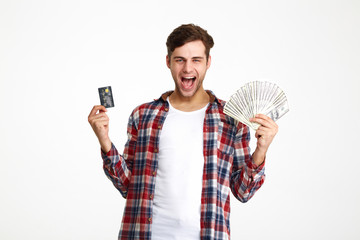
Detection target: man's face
<box><xmin>166</xmin><ymin>40</ymin><xmax>211</xmax><ymax>99</ymax></box>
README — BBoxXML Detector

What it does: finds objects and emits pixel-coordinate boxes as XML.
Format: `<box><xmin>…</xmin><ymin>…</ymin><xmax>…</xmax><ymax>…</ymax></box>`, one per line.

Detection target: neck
<box><xmin>169</xmin><ymin>88</ymin><xmax>210</xmax><ymax>112</ymax></box>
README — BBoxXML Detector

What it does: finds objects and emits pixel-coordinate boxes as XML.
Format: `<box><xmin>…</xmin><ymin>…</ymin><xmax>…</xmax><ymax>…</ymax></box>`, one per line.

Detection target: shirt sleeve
<box><xmin>230</xmin><ymin>123</ymin><xmax>265</xmax><ymax>203</ymax></box>
<box><xmin>101</xmin><ymin>111</ymin><xmax>138</xmax><ymax>198</ymax></box>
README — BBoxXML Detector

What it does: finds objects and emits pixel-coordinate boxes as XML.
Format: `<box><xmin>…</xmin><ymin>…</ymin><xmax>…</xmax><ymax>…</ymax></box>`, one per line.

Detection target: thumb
<box><xmin>99</xmin><ymin>108</ymin><xmax>108</xmax><ymax>113</ymax></box>
<box><xmin>255</xmin><ymin>132</ymin><xmax>261</xmax><ymax>139</ymax></box>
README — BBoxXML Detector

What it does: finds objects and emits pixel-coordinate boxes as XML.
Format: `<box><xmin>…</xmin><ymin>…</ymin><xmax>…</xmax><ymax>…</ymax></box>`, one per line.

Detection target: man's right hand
<box><xmin>88</xmin><ymin>105</ymin><xmax>112</xmax><ymax>153</ymax></box>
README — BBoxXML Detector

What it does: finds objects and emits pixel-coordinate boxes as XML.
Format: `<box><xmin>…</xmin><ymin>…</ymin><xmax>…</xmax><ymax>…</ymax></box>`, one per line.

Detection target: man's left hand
<box><xmin>250</xmin><ymin>114</ymin><xmax>278</xmax><ymax>165</ymax></box>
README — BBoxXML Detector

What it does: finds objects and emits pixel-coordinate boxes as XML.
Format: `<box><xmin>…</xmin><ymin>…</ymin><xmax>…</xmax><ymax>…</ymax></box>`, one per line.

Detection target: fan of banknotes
<box><xmin>224</xmin><ymin>81</ymin><xmax>289</xmax><ymax>130</ymax></box>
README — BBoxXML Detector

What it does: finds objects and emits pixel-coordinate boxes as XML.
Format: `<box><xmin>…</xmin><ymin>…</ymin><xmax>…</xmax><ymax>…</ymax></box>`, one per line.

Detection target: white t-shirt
<box><xmin>151</xmin><ymin>99</ymin><xmax>208</xmax><ymax>240</ymax></box>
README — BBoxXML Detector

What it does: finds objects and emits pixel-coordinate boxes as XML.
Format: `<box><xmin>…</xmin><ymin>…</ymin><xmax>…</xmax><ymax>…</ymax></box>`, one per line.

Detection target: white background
<box><xmin>1</xmin><ymin>0</ymin><xmax>359</xmax><ymax>239</ymax></box>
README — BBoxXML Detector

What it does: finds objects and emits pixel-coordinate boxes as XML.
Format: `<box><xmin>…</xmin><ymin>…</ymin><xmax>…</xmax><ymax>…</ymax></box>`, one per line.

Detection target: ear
<box><xmin>166</xmin><ymin>55</ymin><xmax>170</xmax><ymax>69</ymax></box>
<box><xmin>206</xmin><ymin>55</ymin><xmax>212</xmax><ymax>69</ymax></box>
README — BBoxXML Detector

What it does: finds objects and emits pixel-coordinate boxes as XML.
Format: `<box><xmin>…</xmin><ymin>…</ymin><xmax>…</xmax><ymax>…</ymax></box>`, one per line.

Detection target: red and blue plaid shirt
<box><xmin>102</xmin><ymin>90</ymin><xmax>265</xmax><ymax>240</ymax></box>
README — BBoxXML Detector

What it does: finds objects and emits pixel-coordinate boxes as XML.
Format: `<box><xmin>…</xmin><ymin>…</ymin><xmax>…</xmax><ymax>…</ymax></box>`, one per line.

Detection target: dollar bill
<box><xmin>224</xmin><ymin>81</ymin><xmax>289</xmax><ymax>130</ymax></box>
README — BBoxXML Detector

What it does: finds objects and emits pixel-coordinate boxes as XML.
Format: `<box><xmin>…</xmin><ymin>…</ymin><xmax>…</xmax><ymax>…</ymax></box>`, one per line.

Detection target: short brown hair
<box><xmin>166</xmin><ymin>24</ymin><xmax>214</xmax><ymax>60</ymax></box>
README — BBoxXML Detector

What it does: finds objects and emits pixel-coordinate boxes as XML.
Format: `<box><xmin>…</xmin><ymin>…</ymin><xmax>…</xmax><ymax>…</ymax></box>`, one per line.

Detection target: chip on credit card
<box><xmin>98</xmin><ymin>86</ymin><xmax>114</xmax><ymax>108</ymax></box>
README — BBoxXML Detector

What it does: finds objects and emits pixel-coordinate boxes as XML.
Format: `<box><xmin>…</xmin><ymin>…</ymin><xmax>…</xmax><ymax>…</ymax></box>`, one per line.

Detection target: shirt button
<box><xmin>148</xmin><ymin>217</ymin><xmax>152</xmax><ymax>223</ymax></box>
<box><xmin>157</xmin><ymin>125</ymin><xmax>162</xmax><ymax>129</ymax></box>
<box><xmin>164</xmin><ymin>108</ymin><xmax>169</xmax><ymax>112</ymax></box>
<box><xmin>149</xmin><ymin>194</ymin><xmax>153</xmax><ymax>199</ymax></box>
<box><xmin>105</xmin><ymin>159</ymin><xmax>111</xmax><ymax>165</ymax></box>
<box><xmin>154</xmin><ymin>149</ymin><xmax>158</xmax><ymax>153</ymax></box>
<box><xmin>152</xmin><ymin>171</ymin><xmax>156</xmax><ymax>176</ymax></box>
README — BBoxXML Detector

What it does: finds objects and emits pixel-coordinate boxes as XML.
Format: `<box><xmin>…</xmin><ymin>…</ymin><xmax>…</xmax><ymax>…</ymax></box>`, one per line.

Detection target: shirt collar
<box><xmin>159</xmin><ymin>90</ymin><xmax>220</xmax><ymax>104</ymax></box>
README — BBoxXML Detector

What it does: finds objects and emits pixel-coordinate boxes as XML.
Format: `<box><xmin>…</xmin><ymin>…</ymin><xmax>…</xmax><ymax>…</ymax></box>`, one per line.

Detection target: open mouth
<box><xmin>181</xmin><ymin>76</ymin><xmax>196</xmax><ymax>90</ymax></box>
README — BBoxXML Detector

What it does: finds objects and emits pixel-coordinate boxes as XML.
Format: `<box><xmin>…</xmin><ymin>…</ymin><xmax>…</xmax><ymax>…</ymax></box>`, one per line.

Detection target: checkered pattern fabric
<box><xmin>102</xmin><ymin>90</ymin><xmax>265</xmax><ymax>240</ymax></box>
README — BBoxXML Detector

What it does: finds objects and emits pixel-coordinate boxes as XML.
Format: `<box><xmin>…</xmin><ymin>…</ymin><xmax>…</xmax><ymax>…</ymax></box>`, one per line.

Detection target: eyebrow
<box><xmin>173</xmin><ymin>56</ymin><xmax>205</xmax><ymax>60</ymax></box>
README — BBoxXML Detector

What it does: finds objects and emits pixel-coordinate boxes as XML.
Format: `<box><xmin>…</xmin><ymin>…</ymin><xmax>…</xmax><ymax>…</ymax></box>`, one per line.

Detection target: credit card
<box><xmin>98</xmin><ymin>86</ymin><xmax>114</xmax><ymax>108</ymax></box>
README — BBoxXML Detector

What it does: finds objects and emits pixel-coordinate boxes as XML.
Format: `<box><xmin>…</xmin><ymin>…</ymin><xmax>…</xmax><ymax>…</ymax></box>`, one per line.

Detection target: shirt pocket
<box><xmin>217</xmin><ymin>121</ymin><xmax>235</xmax><ymax>156</ymax></box>
<box><xmin>216</xmin><ymin>121</ymin><xmax>234</xmax><ymax>184</ymax></box>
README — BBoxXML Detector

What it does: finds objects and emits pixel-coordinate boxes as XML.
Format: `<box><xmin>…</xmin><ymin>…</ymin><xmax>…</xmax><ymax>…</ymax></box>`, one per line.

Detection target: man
<box><xmin>88</xmin><ymin>24</ymin><xmax>278</xmax><ymax>240</ymax></box>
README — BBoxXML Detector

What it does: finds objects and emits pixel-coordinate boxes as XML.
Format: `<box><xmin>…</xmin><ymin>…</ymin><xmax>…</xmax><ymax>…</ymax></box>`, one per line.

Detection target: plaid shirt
<box><xmin>102</xmin><ymin>90</ymin><xmax>265</xmax><ymax>240</ymax></box>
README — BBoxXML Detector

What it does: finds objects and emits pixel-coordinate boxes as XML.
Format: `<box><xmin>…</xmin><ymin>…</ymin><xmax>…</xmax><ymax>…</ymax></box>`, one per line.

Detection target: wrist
<box><xmin>255</xmin><ymin>146</ymin><xmax>267</xmax><ymax>156</ymax></box>
<box><xmin>99</xmin><ymin>138</ymin><xmax>112</xmax><ymax>153</ymax></box>
<box><xmin>253</xmin><ymin>147</ymin><xmax>266</xmax><ymax>167</ymax></box>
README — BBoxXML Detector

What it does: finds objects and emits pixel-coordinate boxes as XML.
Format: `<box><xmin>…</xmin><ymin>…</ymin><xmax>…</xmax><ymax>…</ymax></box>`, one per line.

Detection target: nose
<box><xmin>182</xmin><ymin>61</ymin><xmax>193</xmax><ymax>73</ymax></box>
